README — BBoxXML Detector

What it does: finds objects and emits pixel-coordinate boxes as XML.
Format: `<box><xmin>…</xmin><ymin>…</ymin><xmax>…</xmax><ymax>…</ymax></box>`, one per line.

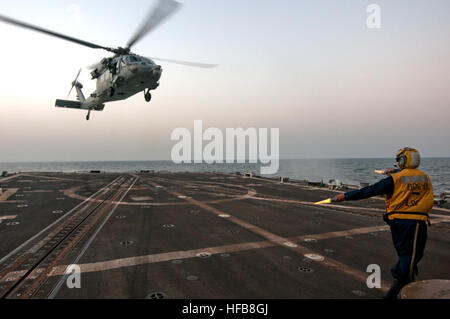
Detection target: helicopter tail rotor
<box><xmin>68</xmin><ymin>69</ymin><xmax>82</xmax><ymax>97</ymax></box>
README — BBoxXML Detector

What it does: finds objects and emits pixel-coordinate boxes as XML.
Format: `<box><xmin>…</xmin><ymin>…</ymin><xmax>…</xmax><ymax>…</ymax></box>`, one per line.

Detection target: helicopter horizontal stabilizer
<box><xmin>55</xmin><ymin>99</ymin><xmax>84</xmax><ymax>109</ymax></box>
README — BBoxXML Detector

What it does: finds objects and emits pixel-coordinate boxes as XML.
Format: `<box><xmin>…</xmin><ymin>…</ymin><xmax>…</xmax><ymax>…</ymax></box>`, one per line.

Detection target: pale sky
<box><xmin>0</xmin><ymin>0</ymin><xmax>449</xmax><ymax>162</ymax></box>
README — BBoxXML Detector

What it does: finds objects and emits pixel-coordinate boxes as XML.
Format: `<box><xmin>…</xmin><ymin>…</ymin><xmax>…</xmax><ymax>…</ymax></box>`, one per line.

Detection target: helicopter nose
<box><xmin>151</xmin><ymin>66</ymin><xmax>162</xmax><ymax>79</ymax></box>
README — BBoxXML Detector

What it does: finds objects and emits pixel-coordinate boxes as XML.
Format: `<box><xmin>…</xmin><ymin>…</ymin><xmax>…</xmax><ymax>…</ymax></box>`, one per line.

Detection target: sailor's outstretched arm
<box><xmin>334</xmin><ymin>176</ymin><xmax>394</xmax><ymax>202</ymax></box>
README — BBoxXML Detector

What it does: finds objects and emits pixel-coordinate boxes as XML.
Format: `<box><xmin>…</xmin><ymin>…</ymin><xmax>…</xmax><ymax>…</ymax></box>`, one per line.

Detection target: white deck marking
<box><xmin>0</xmin><ymin>188</ymin><xmax>19</xmax><ymax>202</ymax></box>
<box><xmin>0</xmin><ymin>215</ymin><xmax>17</xmax><ymax>220</ymax></box>
<box><xmin>33</xmin><ymin>217</ymin><xmax>450</xmax><ymax>282</ymax></box>
<box><xmin>0</xmin><ymin>177</ymin><xmax>121</xmax><ymax>266</ymax></box>
<box><xmin>0</xmin><ymin>174</ymin><xmax>23</xmax><ymax>183</ymax></box>
<box><xmin>48</xmin><ymin>176</ymin><xmax>138</xmax><ymax>299</ymax></box>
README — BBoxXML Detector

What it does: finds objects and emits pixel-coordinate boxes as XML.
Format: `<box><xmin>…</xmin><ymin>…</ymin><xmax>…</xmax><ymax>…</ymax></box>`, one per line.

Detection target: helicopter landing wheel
<box><xmin>144</xmin><ymin>89</ymin><xmax>152</xmax><ymax>102</ymax></box>
<box><xmin>107</xmin><ymin>87</ymin><xmax>115</xmax><ymax>97</ymax></box>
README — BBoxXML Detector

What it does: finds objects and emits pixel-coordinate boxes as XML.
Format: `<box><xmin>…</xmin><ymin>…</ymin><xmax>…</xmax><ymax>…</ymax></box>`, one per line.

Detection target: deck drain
<box><xmin>186</xmin><ymin>275</ymin><xmax>199</xmax><ymax>281</ymax></box>
<box><xmin>6</xmin><ymin>222</ymin><xmax>20</xmax><ymax>226</ymax></box>
<box><xmin>283</xmin><ymin>242</ymin><xmax>298</xmax><ymax>248</ymax></box>
<box><xmin>352</xmin><ymin>290</ymin><xmax>366</xmax><ymax>297</ymax></box>
<box><xmin>220</xmin><ymin>253</ymin><xmax>230</xmax><ymax>258</ymax></box>
<box><xmin>52</xmin><ymin>210</ymin><xmax>63</xmax><ymax>214</ymax></box>
<box><xmin>196</xmin><ymin>252</ymin><xmax>211</xmax><ymax>258</ymax></box>
<box><xmin>147</xmin><ymin>292</ymin><xmax>168</xmax><ymax>299</ymax></box>
<box><xmin>171</xmin><ymin>259</ymin><xmax>183</xmax><ymax>264</ymax></box>
<box><xmin>304</xmin><ymin>254</ymin><xmax>324</xmax><ymax>261</ymax></box>
<box><xmin>218</xmin><ymin>214</ymin><xmax>230</xmax><ymax>218</ymax></box>
<box><xmin>177</xmin><ymin>195</ymin><xmax>188</xmax><ymax>199</ymax></box>
<box><xmin>162</xmin><ymin>224</ymin><xmax>175</xmax><ymax>229</ymax></box>
<box><xmin>345</xmin><ymin>235</ymin><xmax>354</xmax><ymax>239</ymax></box>
<box><xmin>115</xmin><ymin>215</ymin><xmax>126</xmax><ymax>219</ymax></box>
<box><xmin>304</xmin><ymin>238</ymin><xmax>317</xmax><ymax>243</ymax></box>
<box><xmin>56</xmin><ymin>197</ymin><xmax>65</xmax><ymax>200</ymax></box>
<box><xmin>369</xmin><ymin>233</ymin><xmax>378</xmax><ymax>236</ymax></box>
<box><xmin>15</xmin><ymin>194</ymin><xmax>24</xmax><ymax>197</ymax></box>
<box><xmin>120</xmin><ymin>240</ymin><xmax>134</xmax><ymax>246</ymax></box>
<box><xmin>17</xmin><ymin>204</ymin><xmax>28</xmax><ymax>208</ymax></box>
<box><xmin>141</xmin><ymin>206</ymin><xmax>150</xmax><ymax>209</ymax></box>
<box><xmin>324</xmin><ymin>249</ymin><xmax>334</xmax><ymax>253</ymax></box>
<box><xmin>298</xmin><ymin>266</ymin><xmax>314</xmax><ymax>273</ymax></box>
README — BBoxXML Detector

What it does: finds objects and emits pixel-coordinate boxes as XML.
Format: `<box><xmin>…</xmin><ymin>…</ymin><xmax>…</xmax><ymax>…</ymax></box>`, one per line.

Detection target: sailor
<box><xmin>334</xmin><ymin>147</ymin><xmax>434</xmax><ymax>299</ymax></box>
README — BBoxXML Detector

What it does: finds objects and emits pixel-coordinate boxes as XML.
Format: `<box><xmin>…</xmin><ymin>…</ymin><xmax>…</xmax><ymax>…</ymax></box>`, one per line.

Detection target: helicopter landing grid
<box><xmin>0</xmin><ymin>172</ymin><xmax>449</xmax><ymax>299</ymax></box>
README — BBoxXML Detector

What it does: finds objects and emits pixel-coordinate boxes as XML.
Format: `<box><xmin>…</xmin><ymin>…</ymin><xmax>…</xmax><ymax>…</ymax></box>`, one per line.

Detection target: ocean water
<box><xmin>0</xmin><ymin>158</ymin><xmax>449</xmax><ymax>195</ymax></box>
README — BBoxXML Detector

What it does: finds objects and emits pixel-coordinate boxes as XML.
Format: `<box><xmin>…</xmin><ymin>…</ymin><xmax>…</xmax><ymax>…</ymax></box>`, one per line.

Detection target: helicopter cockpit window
<box><xmin>127</xmin><ymin>56</ymin><xmax>140</xmax><ymax>63</ymax></box>
<box><xmin>143</xmin><ymin>57</ymin><xmax>155</xmax><ymax>65</ymax></box>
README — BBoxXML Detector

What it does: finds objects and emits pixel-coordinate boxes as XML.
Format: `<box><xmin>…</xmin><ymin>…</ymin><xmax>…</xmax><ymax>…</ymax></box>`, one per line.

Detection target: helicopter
<box><xmin>0</xmin><ymin>0</ymin><xmax>217</xmax><ymax>120</ymax></box>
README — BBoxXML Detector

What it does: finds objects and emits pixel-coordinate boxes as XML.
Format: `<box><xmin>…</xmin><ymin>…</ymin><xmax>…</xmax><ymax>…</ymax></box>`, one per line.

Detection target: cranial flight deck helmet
<box><xmin>396</xmin><ymin>147</ymin><xmax>421</xmax><ymax>169</ymax></box>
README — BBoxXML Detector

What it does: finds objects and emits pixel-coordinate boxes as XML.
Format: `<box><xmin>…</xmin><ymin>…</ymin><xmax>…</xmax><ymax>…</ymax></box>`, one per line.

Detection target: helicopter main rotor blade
<box><xmin>0</xmin><ymin>14</ymin><xmax>114</xmax><ymax>52</ymax></box>
<box><xmin>149</xmin><ymin>57</ymin><xmax>218</xmax><ymax>68</ymax></box>
<box><xmin>126</xmin><ymin>0</ymin><xmax>181</xmax><ymax>49</ymax></box>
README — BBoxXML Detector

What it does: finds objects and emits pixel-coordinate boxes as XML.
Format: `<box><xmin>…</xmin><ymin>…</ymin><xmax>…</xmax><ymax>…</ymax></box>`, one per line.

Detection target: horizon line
<box><xmin>2</xmin><ymin>156</ymin><xmax>450</xmax><ymax>164</ymax></box>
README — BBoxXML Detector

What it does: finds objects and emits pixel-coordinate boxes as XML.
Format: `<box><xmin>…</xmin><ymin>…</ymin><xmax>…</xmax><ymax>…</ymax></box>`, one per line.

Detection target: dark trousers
<box><xmin>388</xmin><ymin>219</ymin><xmax>427</xmax><ymax>284</ymax></box>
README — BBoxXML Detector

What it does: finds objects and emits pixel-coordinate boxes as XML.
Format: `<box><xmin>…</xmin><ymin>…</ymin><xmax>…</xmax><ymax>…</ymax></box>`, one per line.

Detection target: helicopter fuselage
<box><xmin>83</xmin><ymin>54</ymin><xmax>162</xmax><ymax>109</ymax></box>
